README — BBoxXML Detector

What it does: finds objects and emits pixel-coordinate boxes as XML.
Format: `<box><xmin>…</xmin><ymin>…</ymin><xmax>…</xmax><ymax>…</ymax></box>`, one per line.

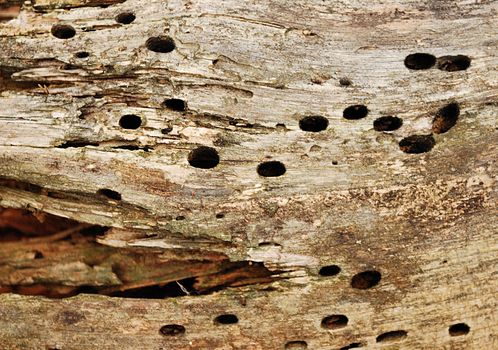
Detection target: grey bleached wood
<box><xmin>0</xmin><ymin>0</ymin><xmax>497</xmax><ymax>349</ymax></box>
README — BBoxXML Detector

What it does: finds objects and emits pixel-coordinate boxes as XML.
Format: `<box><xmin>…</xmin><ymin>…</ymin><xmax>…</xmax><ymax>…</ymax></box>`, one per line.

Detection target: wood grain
<box><xmin>0</xmin><ymin>0</ymin><xmax>497</xmax><ymax>349</ymax></box>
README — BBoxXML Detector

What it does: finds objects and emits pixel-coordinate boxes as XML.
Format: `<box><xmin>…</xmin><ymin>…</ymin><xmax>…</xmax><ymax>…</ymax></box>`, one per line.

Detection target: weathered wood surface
<box><xmin>0</xmin><ymin>0</ymin><xmax>497</xmax><ymax>349</ymax></box>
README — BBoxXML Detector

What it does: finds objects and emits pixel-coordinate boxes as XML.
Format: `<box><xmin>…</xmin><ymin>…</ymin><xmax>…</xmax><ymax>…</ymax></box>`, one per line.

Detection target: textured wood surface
<box><xmin>0</xmin><ymin>0</ymin><xmax>497</xmax><ymax>349</ymax></box>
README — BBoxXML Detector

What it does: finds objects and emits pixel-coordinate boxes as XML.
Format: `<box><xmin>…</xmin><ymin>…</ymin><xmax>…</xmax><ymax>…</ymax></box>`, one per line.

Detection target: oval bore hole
<box><xmin>119</xmin><ymin>114</ymin><xmax>142</xmax><ymax>130</ymax></box>
<box><xmin>399</xmin><ymin>135</ymin><xmax>435</xmax><ymax>154</ymax></box>
<box><xmin>321</xmin><ymin>315</ymin><xmax>348</xmax><ymax>330</ymax></box>
<box><xmin>343</xmin><ymin>105</ymin><xmax>368</xmax><ymax>120</ymax></box>
<box><xmin>449</xmin><ymin>323</ymin><xmax>470</xmax><ymax>336</ymax></box>
<box><xmin>159</xmin><ymin>324</ymin><xmax>185</xmax><ymax>336</ymax></box>
<box><xmin>351</xmin><ymin>270</ymin><xmax>381</xmax><ymax>289</ymax></box>
<box><xmin>188</xmin><ymin>146</ymin><xmax>219</xmax><ymax>169</ymax></box>
<box><xmin>373</xmin><ymin>116</ymin><xmax>403</xmax><ymax>131</ymax></box>
<box><xmin>51</xmin><ymin>24</ymin><xmax>76</xmax><ymax>39</ymax></box>
<box><xmin>318</xmin><ymin>265</ymin><xmax>341</xmax><ymax>277</ymax></box>
<box><xmin>215</xmin><ymin>213</ymin><xmax>225</xmax><ymax>219</ymax></box>
<box><xmin>339</xmin><ymin>77</ymin><xmax>352</xmax><ymax>86</ymax></box>
<box><xmin>257</xmin><ymin>161</ymin><xmax>286</xmax><ymax>177</ymax></box>
<box><xmin>432</xmin><ymin>102</ymin><xmax>459</xmax><ymax>134</ymax></box>
<box><xmin>285</xmin><ymin>341</ymin><xmax>307</xmax><ymax>350</ymax></box>
<box><xmin>437</xmin><ymin>55</ymin><xmax>471</xmax><ymax>72</ymax></box>
<box><xmin>146</xmin><ymin>36</ymin><xmax>175</xmax><ymax>53</ymax></box>
<box><xmin>340</xmin><ymin>342</ymin><xmax>363</xmax><ymax>350</ymax></box>
<box><xmin>161</xmin><ymin>126</ymin><xmax>173</xmax><ymax>134</ymax></box>
<box><xmin>299</xmin><ymin>115</ymin><xmax>329</xmax><ymax>132</ymax></box>
<box><xmin>97</xmin><ymin>188</ymin><xmax>122</xmax><ymax>201</ymax></box>
<box><xmin>214</xmin><ymin>314</ymin><xmax>238</xmax><ymax>325</ymax></box>
<box><xmin>115</xmin><ymin>12</ymin><xmax>135</xmax><ymax>24</ymax></box>
<box><xmin>404</xmin><ymin>53</ymin><xmax>436</xmax><ymax>70</ymax></box>
<box><xmin>74</xmin><ymin>51</ymin><xmax>89</xmax><ymax>59</ymax></box>
<box><xmin>162</xmin><ymin>98</ymin><xmax>187</xmax><ymax>112</ymax></box>
<box><xmin>258</xmin><ymin>242</ymin><xmax>282</xmax><ymax>248</ymax></box>
<box><xmin>376</xmin><ymin>330</ymin><xmax>408</xmax><ymax>343</ymax></box>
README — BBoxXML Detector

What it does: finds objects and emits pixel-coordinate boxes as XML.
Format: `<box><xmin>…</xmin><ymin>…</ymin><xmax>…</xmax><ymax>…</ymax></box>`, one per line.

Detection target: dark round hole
<box><xmin>340</xmin><ymin>343</ymin><xmax>363</xmax><ymax>350</ymax></box>
<box><xmin>115</xmin><ymin>12</ymin><xmax>135</xmax><ymax>25</ymax></box>
<box><xmin>214</xmin><ymin>314</ymin><xmax>238</xmax><ymax>325</ymax></box>
<box><xmin>318</xmin><ymin>265</ymin><xmax>341</xmax><ymax>276</ymax></box>
<box><xmin>188</xmin><ymin>146</ymin><xmax>219</xmax><ymax>169</ymax></box>
<box><xmin>399</xmin><ymin>135</ymin><xmax>435</xmax><ymax>154</ymax></box>
<box><xmin>257</xmin><ymin>161</ymin><xmax>286</xmax><ymax>177</ymax></box>
<box><xmin>119</xmin><ymin>114</ymin><xmax>142</xmax><ymax>130</ymax></box>
<box><xmin>373</xmin><ymin>116</ymin><xmax>403</xmax><ymax>131</ymax></box>
<box><xmin>159</xmin><ymin>324</ymin><xmax>185</xmax><ymax>336</ymax></box>
<box><xmin>51</xmin><ymin>24</ymin><xmax>76</xmax><ymax>39</ymax></box>
<box><xmin>74</xmin><ymin>51</ymin><xmax>89</xmax><ymax>59</ymax></box>
<box><xmin>449</xmin><ymin>323</ymin><xmax>470</xmax><ymax>336</ymax></box>
<box><xmin>339</xmin><ymin>78</ymin><xmax>352</xmax><ymax>86</ymax></box>
<box><xmin>376</xmin><ymin>330</ymin><xmax>408</xmax><ymax>343</ymax></box>
<box><xmin>404</xmin><ymin>53</ymin><xmax>436</xmax><ymax>70</ymax></box>
<box><xmin>162</xmin><ymin>98</ymin><xmax>187</xmax><ymax>112</ymax></box>
<box><xmin>343</xmin><ymin>105</ymin><xmax>368</xmax><ymax>120</ymax></box>
<box><xmin>175</xmin><ymin>215</ymin><xmax>185</xmax><ymax>221</ymax></box>
<box><xmin>437</xmin><ymin>55</ymin><xmax>471</xmax><ymax>72</ymax></box>
<box><xmin>321</xmin><ymin>315</ymin><xmax>348</xmax><ymax>330</ymax></box>
<box><xmin>33</xmin><ymin>250</ymin><xmax>44</xmax><ymax>259</ymax></box>
<box><xmin>97</xmin><ymin>188</ymin><xmax>122</xmax><ymax>201</ymax></box>
<box><xmin>432</xmin><ymin>102</ymin><xmax>459</xmax><ymax>134</ymax></box>
<box><xmin>216</xmin><ymin>213</ymin><xmax>225</xmax><ymax>219</ymax></box>
<box><xmin>285</xmin><ymin>341</ymin><xmax>307</xmax><ymax>350</ymax></box>
<box><xmin>146</xmin><ymin>36</ymin><xmax>175</xmax><ymax>53</ymax></box>
<box><xmin>299</xmin><ymin>115</ymin><xmax>329</xmax><ymax>132</ymax></box>
<box><xmin>351</xmin><ymin>270</ymin><xmax>381</xmax><ymax>289</ymax></box>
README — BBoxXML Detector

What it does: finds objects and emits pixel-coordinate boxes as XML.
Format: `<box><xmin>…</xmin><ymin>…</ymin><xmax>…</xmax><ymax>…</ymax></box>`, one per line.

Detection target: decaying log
<box><xmin>0</xmin><ymin>0</ymin><xmax>497</xmax><ymax>349</ymax></box>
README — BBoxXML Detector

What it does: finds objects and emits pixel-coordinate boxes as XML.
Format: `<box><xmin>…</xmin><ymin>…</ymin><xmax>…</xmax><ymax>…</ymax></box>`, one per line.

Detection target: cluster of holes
<box><xmin>50</xmin><ymin>17</ymin><xmax>176</xmax><ymax>54</ymax></box>
<box><xmin>160</xmin><ymin>313</ymin><xmax>239</xmax><ymax>337</ymax></box>
<box><xmin>52</xmin><ymin>16</ymin><xmax>468</xmax><ymax>181</ymax></box>
<box><xmin>318</xmin><ymin>265</ymin><xmax>381</xmax><ymax>289</ymax></box>
<box><xmin>404</xmin><ymin>53</ymin><xmax>471</xmax><ymax>71</ymax></box>
<box><xmin>43</xmin><ymin>12</ymin><xmax>476</xmax><ymax>348</ymax></box>
<box><xmin>159</xmin><ymin>316</ymin><xmax>470</xmax><ymax>346</ymax></box>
